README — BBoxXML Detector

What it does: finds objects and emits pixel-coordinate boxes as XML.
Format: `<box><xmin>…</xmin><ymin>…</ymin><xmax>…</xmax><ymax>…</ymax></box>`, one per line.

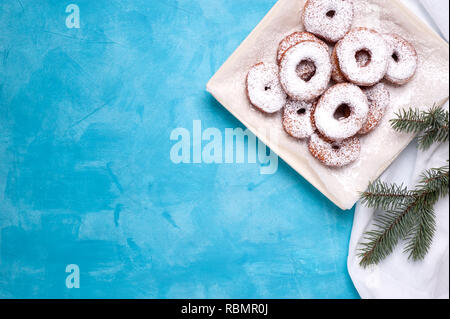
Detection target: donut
<box><xmin>335</xmin><ymin>28</ymin><xmax>389</xmax><ymax>86</ymax></box>
<box><xmin>358</xmin><ymin>83</ymin><xmax>390</xmax><ymax>135</ymax></box>
<box><xmin>279</xmin><ymin>40</ymin><xmax>332</xmax><ymax>101</ymax></box>
<box><xmin>302</xmin><ymin>0</ymin><xmax>354</xmax><ymax>43</ymax></box>
<box><xmin>313</xmin><ymin>83</ymin><xmax>369</xmax><ymax>141</ymax></box>
<box><xmin>331</xmin><ymin>45</ymin><xmax>371</xmax><ymax>83</ymax></box>
<box><xmin>282</xmin><ymin>99</ymin><xmax>316</xmax><ymax>139</ymax></box>
<box><xmin>246</xmin><ymin>62</ymin><xmax>287</xmax><ymax>114</ymax></box>
<box><xmin>383</xmin><ymin>33</ymin><xmax>418</xmax><ymax>85</ymax></box>
<box><xmin>309</xmin><ymin>132</ymin><xmax>360</xmax><ymax>167</ymax></box>
<box><xmin>277</xmin><ymin>32</ymin><xmax>329</xmax><ymax>82</ymax></box>
<box><xmin>277</xmin><ymin>31</ymin><xmax>328</xmax><ymax>64</ymax></box>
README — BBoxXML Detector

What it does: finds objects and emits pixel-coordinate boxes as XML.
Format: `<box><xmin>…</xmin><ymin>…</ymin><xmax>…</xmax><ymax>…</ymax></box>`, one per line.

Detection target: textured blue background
<box><xmin>0</xmin><ymin>0</ymin><xmax>359</xmax><ymax>298</ymax></box>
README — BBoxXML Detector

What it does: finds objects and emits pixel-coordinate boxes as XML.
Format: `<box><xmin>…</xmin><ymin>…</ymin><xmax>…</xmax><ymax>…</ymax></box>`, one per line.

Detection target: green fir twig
<box><xmin>390</xmin><ymin>105</ymin><xmax>449</xmax><ymax>150</ymax></box>
<box><xmin>361</xmin><ymin>181</ymin><xmax>415</xmax><ymax>211</ymax></box>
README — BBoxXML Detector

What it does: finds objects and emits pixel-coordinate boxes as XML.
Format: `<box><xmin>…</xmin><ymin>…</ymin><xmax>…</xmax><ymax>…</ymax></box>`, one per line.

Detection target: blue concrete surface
<box><xmin>0</xmin><ymin>0</ymin><xmax>359</xmax><ymax>298</ymax></box>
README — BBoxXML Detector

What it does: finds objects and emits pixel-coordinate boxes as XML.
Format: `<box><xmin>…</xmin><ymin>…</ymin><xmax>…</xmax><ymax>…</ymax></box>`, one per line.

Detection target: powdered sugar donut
<box><xmin>279</xmin><ymin>41</ymin><xmax>332</xmax><ymax>101</ymax></box>
<box><xmin>313</xmin><ymin>83</ymin><xmax>369</xmax><ymax>141</ymax></box>
<box><xmin>246</xmin><ymin>63</ymin><xmax>287</xmax><ymax>114</ymax></box>
<box><xmin>282</xmin><ymin>99</ymin><xmax>316</xmax><ymax>139</ymax></box>
<box><xmin>331</xmin><ymin>45</ymin><xmax>371</xmax><ymax>83</ymax></box>
<box><xmin>335</xmin><ymin>28</ymin><xmax>389</xmax><ymax>86</ymax></box>
<box><xmin>359</xmin><ymin>83</ymin><xmax>390</xmax><ymax>135</ymax></box>
<box><xmin>302</xmin><ymin>0</ymin><xmax>354</xmax><ymax>43</ymax></box>
<box><xmin>383</xmin><ymin>33</ymin><xmax>418</xmax><ymax>85</ymax></box>
<box><xmin>277</xmin><ymin>31</ymin><xmax>328</xmax><ymax>64</ymax></box>
<box><xmin>278</xmin><ymin>33</ymin><xmax>328</xmax><ymax>82</ymax></box>
<box><xmin>308</xmin><ymin>132</ymin><xmax>360</xmax><ymax>167</ymax></box>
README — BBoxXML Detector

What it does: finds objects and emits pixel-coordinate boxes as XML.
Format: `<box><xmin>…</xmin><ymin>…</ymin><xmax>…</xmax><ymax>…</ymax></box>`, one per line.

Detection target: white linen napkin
<box><xmin>420</xmin><ymin>0</ymin><xmax>449</xmax><ymax>41</ymax></box>
<box><xmin>347</xmin><ymin>0</ymin><xmax>449</xmax><ymax>299</ymax></box>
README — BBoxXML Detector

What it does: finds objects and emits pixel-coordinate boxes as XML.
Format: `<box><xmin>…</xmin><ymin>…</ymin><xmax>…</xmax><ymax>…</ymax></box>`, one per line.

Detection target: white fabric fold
<box><xmin>348</xmin><ymin>136</ymin><xmax>449</xmax><ymax>299</ymax></box>
<box><xmin>348</xmin><ymin>0</ymin><xmax>449</xmax><ymax>299</ymax></box>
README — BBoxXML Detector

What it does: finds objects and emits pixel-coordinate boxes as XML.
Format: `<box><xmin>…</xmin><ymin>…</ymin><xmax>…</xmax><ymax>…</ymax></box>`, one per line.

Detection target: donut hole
<box><xmin>355</xmin><ymin>50</ymin><xmax>372</xmax><ymax>67</ymax></box>
<box><xmin>297</xmin><ymin>108</ymin><xmax>307</xmax><ymax>115</ymax></box>
<box><xmin>326</xmin><ymin>10</ymin><xmax>336</xmax><ymax>18</ymax></box>
<box><xmin>331</xmin><ymin>143</ymin><xmax>341</xmax><ymax>151</ymax></box>
<box><xmin>392</xmin><ymin>52</ymin><xmax>400</xmax><ymax>63</ymax></box>
<box><xmin>334</xmin><ymin>104</ymin><xmax>352</xmax><ymax>120</ymax></box>
<box><xmin>296</xmin><ymin>60</ymin><xmax>316</xmax><ymax>82</ymax></box>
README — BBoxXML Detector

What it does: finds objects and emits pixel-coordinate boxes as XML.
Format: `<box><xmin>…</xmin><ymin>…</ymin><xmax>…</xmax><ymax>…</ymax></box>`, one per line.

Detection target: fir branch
<box><xmin>359</xmin><ymin>163</ymin><xmax>449</xmax><ymax>267</ymax></box>
<box><xmin>390</xmin><ymin>105</ymin><xmax>449</xmax><ymax>150</ymax></box>
<box><xmin>359</xmin><ymin>195</ymin><xmax>421</xmax><ymax>267</ymax></box>
<box><xmin>360</xmin><ymin>181</ymin><xmax>414</xmax><ymax>211</ymax></box>
<box><xmin>390</xmin><ymin>108</ymin><xmax>429</xmax><ymax>133</ymax></box>
<box><xmin>418</xmin><ymin>163</ymin><xmax>450</xmax><ymax>199</ymax></box>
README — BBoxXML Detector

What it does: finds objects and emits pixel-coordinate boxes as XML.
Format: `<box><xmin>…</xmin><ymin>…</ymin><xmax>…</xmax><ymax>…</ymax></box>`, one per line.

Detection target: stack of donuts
<box><xmin>246</xmin><ymin>0</ymin><xmax>418</xmax><ymax>167</ymax></box>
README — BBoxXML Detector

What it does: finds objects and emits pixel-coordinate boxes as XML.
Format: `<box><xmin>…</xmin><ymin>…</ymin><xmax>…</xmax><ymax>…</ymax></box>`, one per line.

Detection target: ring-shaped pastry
<box><xmin>302</xmin><ymin>0</ymin><xmax>354</xmax><ymax>43</ymax></box>
<box><xmin>283</xmin><ymin>99</ymin><xmax>317</xmax><ymax>139</ymax></box>
<box><xmin>279</xmin><ymin>41</ymin><xmax>332</xmax><ymax>101</ymax></box>
<box><xmin>313</xmin><ymin>83</ymin><xmax>369</xmax><ymax>141</ymax></box>
<box><xmin>309</xmin><ymin>132</ymin><xmax>361</xmax><ymax>167</ymax></box>
<box><xmin>335</xmin><ymin>28</ymin><xmax>389</xmax><ymax>86</ymax></box>
<box><xmin>383</xmin><ymin>33</ymin><xmax>418</xmax><ymax>85</ymax></box>
<box><xmin>246</xmin><ymin>62</ymin><xmax>287</xmax><ymax>114</ymax></box>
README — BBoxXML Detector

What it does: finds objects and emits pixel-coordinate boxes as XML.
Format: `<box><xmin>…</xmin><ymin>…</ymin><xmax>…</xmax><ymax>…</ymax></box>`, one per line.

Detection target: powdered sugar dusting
<box><xmin>383</xmin><ymin>33</ymin><xmax>418</xmax><ymax>85</ymax></box>
<box><xmin>309</xmin><ymin>132</ymin><xmax>361</xmax><ymax>167</ymax></box>
<box><xmin>246</xmin><ymin>63</ymin><xmax>287</xmax><ymax>114</ymax></box>
<box><xmin>283</xmin><ymin>99</ymin><xmax>316</xmax><ymax>139</ymax></box>
<box><xmin>279</xmin><ymin>41</ymin><xmax>332</xmax><ymax>101</ymax></box>
<box><xmin>336</xmin><ymin>28</ymin><xmax>389</xmax><ymax>86</ymax></box>
<box><xmin>314</xmin><ymin>83</ymin><xmax>369</xmax><ymax>140</ymax></box>
<box><xmin>303</xmin><ymin>0</ymin><xmax>354</xmax><ymax>42</ymax></box>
